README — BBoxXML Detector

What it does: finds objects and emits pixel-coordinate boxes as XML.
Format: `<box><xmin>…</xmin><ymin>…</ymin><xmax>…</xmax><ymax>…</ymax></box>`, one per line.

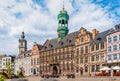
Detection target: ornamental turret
<box><xmin>57</xmin><ymin>5</ymin><xmax>69</xmax><ymax>41</ymax></box>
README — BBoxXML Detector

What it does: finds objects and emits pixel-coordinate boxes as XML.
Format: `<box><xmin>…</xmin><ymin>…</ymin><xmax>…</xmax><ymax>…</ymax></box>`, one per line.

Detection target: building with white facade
<box><xmin>0</xmin><ymin>55</ymin><xmax>15</xmax><ymax>73</ymax></box>
<box><xmin>107</xmin><ymin>24</ymin><xmax>120</xmax><ymax>67</ymax></box>
<box><xmin>15</xmin><ymin>50</ymin><xmax>32</xmax><ymax>76</ymax></box>
<box><xmin>0</xmin><ymin>55</ymin><xmax>5</xmax><ymax>72</ymax></box>
<box><xmin>15</xmin><ymin>31</ymin><xmax>32</xmax><ymax>76</ymax></box>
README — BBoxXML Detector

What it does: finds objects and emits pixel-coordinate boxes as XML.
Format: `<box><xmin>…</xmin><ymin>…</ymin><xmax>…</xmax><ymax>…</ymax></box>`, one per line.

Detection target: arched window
<box><xmin>62</xmin><ymin>20</ymin><xmax>65</xmax><ymax>24</ymax></box>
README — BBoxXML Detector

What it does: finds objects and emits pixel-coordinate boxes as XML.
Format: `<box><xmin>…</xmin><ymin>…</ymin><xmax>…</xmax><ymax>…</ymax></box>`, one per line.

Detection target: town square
<box><xmin>0</xmin><ymin>0</ymin><xmax>120</xmax><ymax>81</ymax></box>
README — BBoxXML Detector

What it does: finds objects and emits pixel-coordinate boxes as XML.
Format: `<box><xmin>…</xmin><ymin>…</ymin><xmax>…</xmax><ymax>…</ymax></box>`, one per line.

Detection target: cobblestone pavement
<box><xmin>6</xmin><ymin>76</ymin><xmax>120</xmax><ymax>81</ymax></box>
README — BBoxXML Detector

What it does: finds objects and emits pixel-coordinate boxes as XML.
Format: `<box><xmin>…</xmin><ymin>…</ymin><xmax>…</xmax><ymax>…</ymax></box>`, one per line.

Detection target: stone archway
<box><xmin>52</xmin><ymin>66</ymin><xmax>58</xmax><ymax>75</ymax></box>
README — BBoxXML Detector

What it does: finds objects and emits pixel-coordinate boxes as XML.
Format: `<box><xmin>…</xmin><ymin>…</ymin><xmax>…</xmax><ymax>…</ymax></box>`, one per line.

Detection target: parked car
<box><xmin>41</xmin><ymin>74</ymin><xmax>49</xmax><ymax>78</ymax></box>
<box><xmin>67</xmin><ymin>74</ymin><xmax>75</xmax><ymax>78</ymax></box>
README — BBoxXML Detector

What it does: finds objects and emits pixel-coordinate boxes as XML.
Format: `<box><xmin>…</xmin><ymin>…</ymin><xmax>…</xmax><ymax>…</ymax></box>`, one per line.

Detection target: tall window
<box><xmin>108</xmin><ymin>55</ymin><xmax>111</xmax><ymax>61</ymax></box>
<box><xmin>108</xmin><ymin>37</ymin><xmax>112</xmax><ymax>43</ymax></box>
<box><xmin>85</xmin><ymin>66</ymin><xmax>88</xmax><ymax>72</ymax></box>
<box><xmin>108</xmin><ymin>46</ymin><xmax>112</xmax><ymax>52</ymax></box>
<box><xmin>96</xmin><ymin>44</ymin><xmax>99</xmax><ymax>50</ymax></box>
<box><xmin>85</xmin><ymin>56</ymin><xmax>88</xmax><ymax>63</ymax></box>
<box><xmin>81</xmin><ymin>37</ymin><xmax>84</xmax><ymax>42</ymax></box>
<box><xmin>37</xmin><ymin>57</ymin><xmax>39</xmax><ymax>64</ymax></box>
<box><xmin>96</xmin><ymin>54</ymin><xmax>99</xmax><ymax>61</ymax></box>
<box><xmin>71</xmin><ymin>63</ymin><xmax>74</xmax><ymax>70</ymax></box>
<box><xmin>113</xmin><ymin>45</ymin><xmax>117</xmax><ymax>51</ymax></box>
<box><xmin>76</xmin><ymin>58</ymin><xmax>79</xmax><ymax>64</ymax></box>
<box><xmin>91</xmin><ymin>46</ymin><xmax>94</xmax><ymax>51</ymax></box>
<box><xmin>80</xmin><ymin>57</ymin><xmax>83</xmax><ymax>63</ymax></box>
<box><xmin>62</xmin><ymin>20</ymin><xmax>65</xmax><ymax>26</ymax></box>
<box><xmin>96</xmin><ymin>65</ymin><xmax>100</xmax><ymax>72</ymax></box>
<box><xmin>85</xmin><ymin>46</ymin><xmax>88</xmax><ymax>54</ymax></box>
<box><xmin>113</xmin><ymin>36</ymin><xmax>117</xmax><ymax>42</ymax></box>
<box><xmin>91</xmin><ymin>65</ymin><xmax>95</xmax><ymax>72</ymax></box>
<box><xmin>101</xmin><ymin>42</ymin><xmax>104</xmax><ymax>49</ymax></box>
<box><xmin>80</xmin><ymin>47</ymin><xmax>84</xmax><ymax>54</ymax></box>
<box><xmin>34</xmin><ymin>58</ymin><xmax>36</xmax><ymax>64</ymax></box>
<box><xmin>91</xmin><ymin>55</ymin><xmax>94</xmax><ymax>61</ymax></box>
<box><xmin>100</xmin><ymin>53</ymin><xmax>104</xmax><ymax>60</ymax></box>
<box><xmin>67</xmin><ymin>63</ymin><xmax>69</xmax><ymax>70</ymax></box>
<box><xmin>113</xmin><ymin>54</ymin><xmax>117</xmax><ymax>60</ymax></box>
<box><xmin>31</xmin><ymin>59</ymin><xmax>33</xmax><ymax>65</ymax></box>
<box><xmin>76</xmin><ymin>48</ymin><xmax>79</xmax><ymax>56</ymax></box>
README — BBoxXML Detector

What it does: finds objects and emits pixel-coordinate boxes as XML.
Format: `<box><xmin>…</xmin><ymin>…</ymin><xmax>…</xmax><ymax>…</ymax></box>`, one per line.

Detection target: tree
<box><xmin>6</xmin><ymin>61</ymin><xmax>11</xmax><ymax>75</ymax></box>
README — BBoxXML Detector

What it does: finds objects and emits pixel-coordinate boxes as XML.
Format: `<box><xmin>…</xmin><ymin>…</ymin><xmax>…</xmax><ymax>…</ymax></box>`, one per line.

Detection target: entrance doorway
<box><xmin>33</xmin><ymin>68</ymin><xmax>36</xmax><ymax>74</ymax></box>
<box><xmin>53</xmin><ymin>66</ymin><xmax>58</xmax><ymax>74</ymax></box>
<box><xmin>80</xmin><ymin>70</ymin><xmax>83</xmax><ymax>75</ymax></box>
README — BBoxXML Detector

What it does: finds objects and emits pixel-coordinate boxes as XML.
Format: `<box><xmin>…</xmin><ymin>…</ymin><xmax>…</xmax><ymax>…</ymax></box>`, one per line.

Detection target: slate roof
<box><xmin>36</xmin><ymin>44</ymin><xmax>43</xmax><ymax>50</ymax></box>
<box><xmin>91</xmin><ymin>29</ymin><xmax>111</xmax><ymax>46</ymax></box>
<box><xmin>41</xmin><ymin>31</ymin><xmax>79</xmax><ymax>51</ymax></box>
<box><xmin>18</xmin><ymin>50</ymin><xmax>31</xmax><ymax>58</ymax></box>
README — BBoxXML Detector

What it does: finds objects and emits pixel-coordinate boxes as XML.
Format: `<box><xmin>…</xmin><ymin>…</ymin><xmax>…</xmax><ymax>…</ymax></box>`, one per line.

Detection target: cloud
<box><xmin>0</xmin><ymin>0</ymin><xmax>120</xmax><ymax>55</ymax></box>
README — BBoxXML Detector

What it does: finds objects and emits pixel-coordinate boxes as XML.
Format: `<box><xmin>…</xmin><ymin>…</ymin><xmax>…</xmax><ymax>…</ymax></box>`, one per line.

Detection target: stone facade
<box><xmin>90</xmin><ymin>29</ymin><xmax>110</xmax><ymax>75</ymax></box>
<box><xmin>31</xmin><ymin>42</ymin><xmax>42</xmax><ymax>75</ymax></box>
<box><xmin>39</xmin><ymin>31</ymin><xmax>78</xmax><ymax>76</ymax></box>
<box><xmin>75</xmin><ymin>27</ymin><xmax>92</xmax><ymax>76</ymax></box>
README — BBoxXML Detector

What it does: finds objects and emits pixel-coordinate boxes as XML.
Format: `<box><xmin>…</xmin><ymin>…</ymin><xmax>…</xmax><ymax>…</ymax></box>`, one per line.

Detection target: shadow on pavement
<box><xmin>40</xmin><ymin>78</ymin><xmax>58</xmax><ymax>81</ymax></box>
<box><xmin>10</xmin><ymin>78</ymin><xmax>28</xmax><ymax>81</ymax></box>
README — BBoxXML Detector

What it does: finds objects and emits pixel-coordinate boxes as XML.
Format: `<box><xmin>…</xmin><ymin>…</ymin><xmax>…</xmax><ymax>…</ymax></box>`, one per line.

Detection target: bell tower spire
<box><xmin>57</xmin><ymin>1</ymin><xmax>69</xmax><ymax>41</ymax></box>
<box><xmin>19</xmin><ymin>31</ymin><xmax>27</xmax><ymax>53</ymax></box>
<box><xmin>63</xmin><ymin>0</ymin><xmax>64</xmax><ymax>11</ymax></box>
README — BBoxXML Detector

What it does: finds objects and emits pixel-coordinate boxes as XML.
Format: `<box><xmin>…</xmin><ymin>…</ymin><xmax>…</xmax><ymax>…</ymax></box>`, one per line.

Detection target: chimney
<box><xmin>92</xmin><ymin>29</ymin><xmax>99</xmax><ymax>39</ymax></box>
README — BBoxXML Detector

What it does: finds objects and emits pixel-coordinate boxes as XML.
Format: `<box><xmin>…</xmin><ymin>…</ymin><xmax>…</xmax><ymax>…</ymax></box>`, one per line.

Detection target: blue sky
<box><xmin>0</xmin><ymin>0</ymin><xmax>120</xmax><ymax>55</ymax></box>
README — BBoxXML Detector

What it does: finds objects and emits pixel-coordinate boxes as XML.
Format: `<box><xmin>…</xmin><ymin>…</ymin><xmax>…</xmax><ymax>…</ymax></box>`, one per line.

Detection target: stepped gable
<box><xmin>91</xmin><ymin>29</ymin><xmax>111</xmax><ymax>46</ymax></box>
<box><xmin>41</xmin><ymin>31</ymin><xmax>79</xmax><ymax>51</ymax></box>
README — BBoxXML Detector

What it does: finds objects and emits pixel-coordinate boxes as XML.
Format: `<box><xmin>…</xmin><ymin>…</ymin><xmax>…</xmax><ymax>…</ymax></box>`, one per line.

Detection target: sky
<box><xmin>0</xmin><ymin>0</ymin><xmax>120</xmax><ymax>55</ymax></box>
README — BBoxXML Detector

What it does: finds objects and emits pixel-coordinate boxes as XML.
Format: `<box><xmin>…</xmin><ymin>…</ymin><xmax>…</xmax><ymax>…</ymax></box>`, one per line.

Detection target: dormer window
<box><xmin>49</xmin><ymin>44</ymin><xmax>53</xmax><ymax>48</ymax></box>
<box><xmin>97</xmin><ymin>37</ymin><xmax>101</xmax><ymax>41</ymax></box>
<box><xmin>115</xmin><ymin>24</ymin><xmax>120</xmax><ymax>30</ymax></box>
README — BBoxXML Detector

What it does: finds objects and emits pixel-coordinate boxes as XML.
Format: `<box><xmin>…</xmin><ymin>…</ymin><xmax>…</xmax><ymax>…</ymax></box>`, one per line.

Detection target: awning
<box><xmin>100</xmin><ymin>67</ymin><xmax>111</xmax><ymax>71</ymax></box>
<box><xmin>113</xmin><ymin>66</ymin><xmax>120</xmax><ymax>70</ymax></box>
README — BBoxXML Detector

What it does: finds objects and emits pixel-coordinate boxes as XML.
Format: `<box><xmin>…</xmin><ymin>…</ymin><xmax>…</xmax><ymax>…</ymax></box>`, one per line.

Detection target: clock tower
<box><xmin>19</xmin><ymin>31</ymin><xmax>27</xmax><ymax>53</ymax></box>
<box><xmin>57</xmin><ymin>5</ymin><xmax>69</xmax><ymax>41</ymax></box>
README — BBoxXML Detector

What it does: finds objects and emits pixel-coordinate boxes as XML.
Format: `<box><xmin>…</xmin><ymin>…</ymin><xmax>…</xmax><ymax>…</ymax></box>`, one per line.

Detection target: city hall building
<box><xmin>39</xmin><ymin>6</ymin><xmax>108</xmax><ymax>76</ymax></box>
<box><xmin>39</xmin><ymin>7</ymin><xmax>78</xmax><ymax>76</ymax></box>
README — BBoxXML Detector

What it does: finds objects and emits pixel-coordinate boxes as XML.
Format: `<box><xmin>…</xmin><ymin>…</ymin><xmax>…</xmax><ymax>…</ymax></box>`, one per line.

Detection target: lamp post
<box><xmin>111</xmin><ymin>66</ymin><xmax>113</xmax><ymax>77</ymax></box>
